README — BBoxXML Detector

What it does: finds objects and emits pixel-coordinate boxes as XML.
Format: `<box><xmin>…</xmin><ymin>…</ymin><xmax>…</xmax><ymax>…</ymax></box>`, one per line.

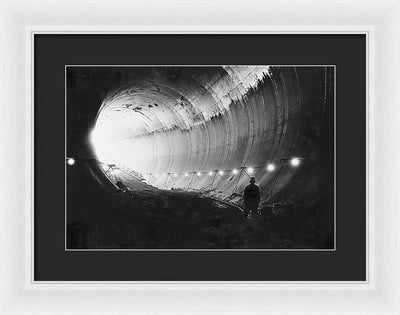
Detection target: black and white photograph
<box><xmin>66</xmin><ymin>65</ymin><xmax>335</xmax><ymax>250</ymax></box>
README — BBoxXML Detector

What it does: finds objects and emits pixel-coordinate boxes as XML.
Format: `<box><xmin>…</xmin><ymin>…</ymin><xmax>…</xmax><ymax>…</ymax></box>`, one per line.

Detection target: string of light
<box><xmin>66</xmin><ymin>157</ymin><xmax>303</xmax><ymax>176</ymax></box>
<box><xmin>144</xmin><ymin>157</ymin><xmax>301</xmax><ymax>179</ymax></box>
<box><xmin>66</xmin><ymin>156</ymin><xmax>304</xmax><ymax>201</ymax></box>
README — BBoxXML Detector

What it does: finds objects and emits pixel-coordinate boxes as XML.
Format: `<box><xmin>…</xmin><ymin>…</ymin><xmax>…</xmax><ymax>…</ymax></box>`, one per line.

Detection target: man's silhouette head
<box><xmin>249</xmin><ymin>177</ymin><xmax>256</xmax><ymax>184</ymax></box>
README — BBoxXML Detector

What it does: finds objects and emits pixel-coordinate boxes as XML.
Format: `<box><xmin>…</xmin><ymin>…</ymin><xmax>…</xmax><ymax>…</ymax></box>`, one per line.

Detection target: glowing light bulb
<box><xmin>290</xmin><ymin>158</ymin><xmax>300</xmax><ymax>166</ymax></box>
<box><xmin>232</xmin><ymin>169</ymin><xmax>238</xmax><ymax>174</ymax></box>
<box><xmin>67</xmin><ymin>158</ymin><xmax>75</xmax><ymax>166</ymax></box>
<box><xmin>247</xmin><ymin>167</ymin><xmax>254</xmax><ymax>174</ymax></box>
<box><xmin>184</xmin><ymin>173</ymin><xmax>189</xmax><ymax>177</ymax></box>
<box><xmin>197</xmin><ymin>172</ymin><xmax>201</xmax><ymax>176</ymax></box>
<box><xmin>218</xmin><ymin>170</ymin><xmax>224</xmax><ymax>175</ymax></box>
<box><xmin>173</xmin><ymin>173</ymin><xmax>178</xmax><ymax>178</ymax></box>
<box><xmin>208</xmin><ymin>171</ymin><xmax>214</xmax><ymax>176</ymax></box>
<box><xmin>267</xmin><ymin>163</ymin><xmax>275</xmax><ymax>171</ymax></box>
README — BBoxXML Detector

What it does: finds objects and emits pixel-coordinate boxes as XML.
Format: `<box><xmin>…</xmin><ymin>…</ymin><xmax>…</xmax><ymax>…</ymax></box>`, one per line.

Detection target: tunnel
<box><xmin>90</xmin><ymin>66</ymin><xmax>332</xmax><ymax>201</ymax></box>
<box><xmin>66</xmin><ymin>65</ymin><xmax>334</xmax><ymax>249</ymax></box>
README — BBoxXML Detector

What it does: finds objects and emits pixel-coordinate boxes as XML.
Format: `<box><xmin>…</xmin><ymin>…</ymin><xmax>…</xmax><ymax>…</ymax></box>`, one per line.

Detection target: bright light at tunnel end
<box><xmin>247</xmin><ymin>167</ymin><xmax>254</xmax><ymax>174</ymax></box>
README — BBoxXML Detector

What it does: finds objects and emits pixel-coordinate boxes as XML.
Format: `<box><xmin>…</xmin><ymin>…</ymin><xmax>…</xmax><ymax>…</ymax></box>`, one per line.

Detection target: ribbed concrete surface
<box><xmin>91</xmin><ymin>66</ymin><xmax>329</xmax><ymax>200</ymax></box>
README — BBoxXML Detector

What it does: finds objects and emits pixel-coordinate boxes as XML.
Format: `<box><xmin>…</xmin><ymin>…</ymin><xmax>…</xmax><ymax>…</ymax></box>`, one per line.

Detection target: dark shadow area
<box><xmin>67</xmin><ymin>167</ymin><xmax>333</xmax><ymax>249</ymax></box>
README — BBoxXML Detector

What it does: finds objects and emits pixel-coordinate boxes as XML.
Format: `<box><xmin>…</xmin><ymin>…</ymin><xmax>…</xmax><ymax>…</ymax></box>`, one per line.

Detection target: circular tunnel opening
<box><xmin>90</xmin><ymin>66</ymin><xmax>317</xmax><ymax>203</ymax></box>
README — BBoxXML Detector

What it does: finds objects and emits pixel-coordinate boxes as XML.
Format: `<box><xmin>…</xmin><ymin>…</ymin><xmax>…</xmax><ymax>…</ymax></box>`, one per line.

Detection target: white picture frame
<box><xmin>0</xmin><ymin>0</ymin><xmax>399</xmax><ymax>314</ymax></box>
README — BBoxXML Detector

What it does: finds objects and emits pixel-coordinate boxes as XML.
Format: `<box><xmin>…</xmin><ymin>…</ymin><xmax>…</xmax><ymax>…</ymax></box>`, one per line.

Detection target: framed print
<box><xmin>1</xmin><ymin>0</ymin><xmax>400</xmax><ymax>314</ymax></box>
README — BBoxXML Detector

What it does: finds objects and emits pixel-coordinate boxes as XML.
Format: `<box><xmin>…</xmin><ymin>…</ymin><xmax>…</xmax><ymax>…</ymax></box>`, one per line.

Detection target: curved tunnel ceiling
<box><xmin>91</xmin><ymin>66</ymin><xmax>329</xmax><ymax>200</ymax></box>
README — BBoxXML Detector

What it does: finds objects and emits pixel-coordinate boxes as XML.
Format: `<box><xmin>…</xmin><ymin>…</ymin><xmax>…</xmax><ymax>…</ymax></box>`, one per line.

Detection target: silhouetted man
<box><xmin>243</xmin><ymin>177</ymin><xmax>260</xmax><ymax>218</ymax></box>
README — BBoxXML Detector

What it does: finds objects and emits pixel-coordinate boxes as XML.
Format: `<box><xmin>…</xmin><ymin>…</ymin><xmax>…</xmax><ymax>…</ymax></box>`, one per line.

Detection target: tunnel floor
<box><xmin>67</xmin><ymin>186</ymin><xmax>333</xmax><ymax>250</ymax></box>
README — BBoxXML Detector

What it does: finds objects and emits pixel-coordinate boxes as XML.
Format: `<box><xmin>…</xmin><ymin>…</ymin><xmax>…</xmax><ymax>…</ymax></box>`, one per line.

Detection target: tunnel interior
<box><xmin>66</xmin><ymin>65</ymin><xmax>334</xmax><ymax>249</ymax></box>
<box><xmin>90</xmin><ymin>66</ymin><xmax>332</xmax><ymax>202</ymax></box>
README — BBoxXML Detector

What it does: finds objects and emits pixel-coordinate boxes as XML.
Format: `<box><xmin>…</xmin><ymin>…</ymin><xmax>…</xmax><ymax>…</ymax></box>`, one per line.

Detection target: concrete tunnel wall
<box><xmin>89</xmin><ymin>66</ymin><xmax>332</xmax><ymax>201</ymax></box>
